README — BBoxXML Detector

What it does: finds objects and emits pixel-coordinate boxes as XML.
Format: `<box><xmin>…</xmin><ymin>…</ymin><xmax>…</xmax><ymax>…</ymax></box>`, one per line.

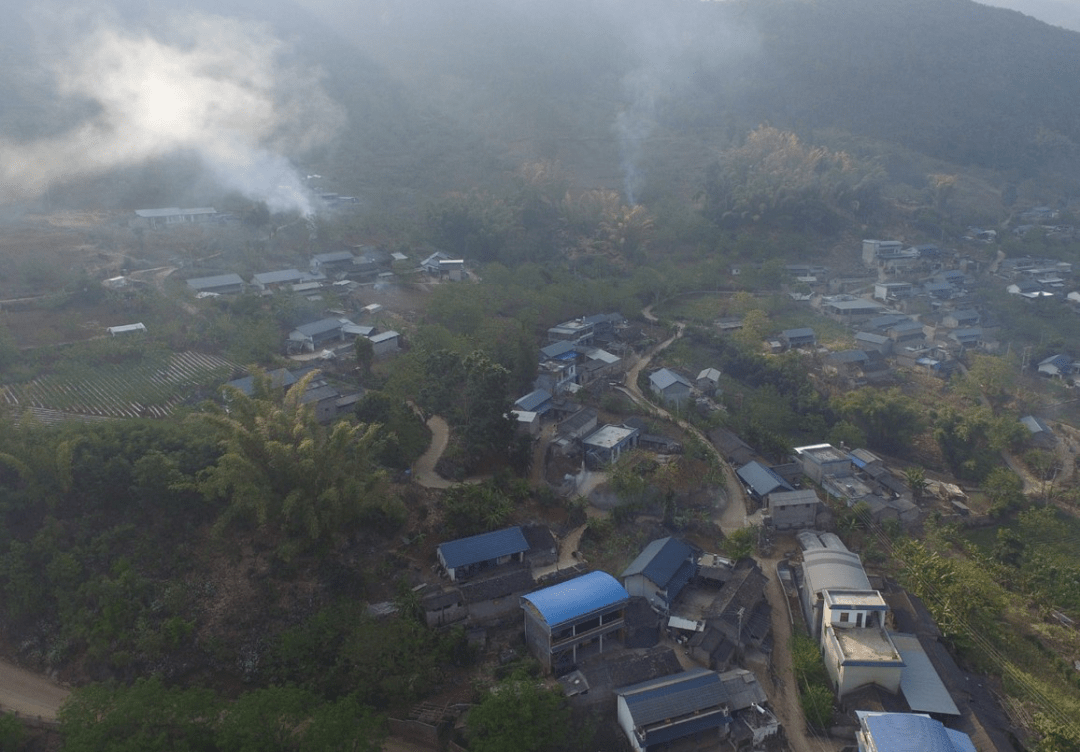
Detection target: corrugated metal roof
<box><xmin>438</xmin><ymin>527</ymin><xmax>529</xmax><ymax>570</ymax></box>
<box><xmin>621</xmin><ymin>537</ymin><xmax>695</xmax><ymax>590</ymax></box>
<box><xmin>861</xmin><ymin>712</ymin><xmax>976</xmax><ymax>752</ymax></box>
<box><xmin>136</xmin><ymin>207</ymin><xmax>216</xmax><ymax>217</ymax></box>
<box><xmin>644</xmin><ymin>710</ymin><xmax>727</xmax><ymax>747</ymax></box>
<box><xmin>254</xmin><ymin>268</ymin><xmax>306</xmax><ymax>284</ymax></box>
<box><xmin>521</xmin><ymin>571</ymin><xmax>628</xmax><ymax>627</ymax></box>
<box><xmin>187</xmin><ymin>273</ymin><xmax>244</xmax><ymax>289</ymax></box>
<box><xmin>1021</xmin><ymin>415</ymin><xmax>1052</xmax><ymax>435</ymax></box>
<box><xmin>312</xmin><ymin>251</ymin><xmax>355</xmax><ymax>263</ymax></box>
<box><xmin>540</xmin><ymin>340</ymin><xmax>576</xmax><ymax>359</ymax></box>
<box><xmin>620</xmin><ymin>668</ymin><xmax>728</xmax><ymax>727</ymax></box>
<box><xmin>370</xmin><ymin>330</ymin><xmax>399</xmax><ymax>344</ymax></box>
<box><xmin>515</xmin><ymin>389</ymin><xmax>552</xmax><ymax>412</ymax></box>
<box><xmin>717</xmin><ymin>668</ymin><xmax>767</xmax><ymax>711</ymax></box>
<box><xmin>802</xmin><ymin>548</ymin><xmax>870</xmax><ymax>597</ymax></box>
<box><xmin>295</xmin><ymin>318</ymin><xmax>350</xmax><ymax>337</ymax></box>
<box><xmin>737</xmin><ymin>462</ymin><xmax>794</xmax><ymax>497</ymax></box>
<box><xmin>891</xmin><ymin>634</ymin><xmax>961</xmax><ymax>717</ymax></box>
<box><xmin>650</xmin><ymin>368</ymin><xmax>691</xmax><ymax>391</ymax></box>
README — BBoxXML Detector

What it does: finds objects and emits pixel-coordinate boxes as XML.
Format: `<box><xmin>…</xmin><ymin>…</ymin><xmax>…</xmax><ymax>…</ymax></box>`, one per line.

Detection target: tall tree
<box><xmin>197</xmin><ymin>370</ymin><xmax>392</xmax><ymax>548</ymax></box>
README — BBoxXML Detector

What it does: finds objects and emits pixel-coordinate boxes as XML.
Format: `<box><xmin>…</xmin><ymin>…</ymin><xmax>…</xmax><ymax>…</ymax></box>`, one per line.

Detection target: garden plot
<box><xmin>2</xmin><ymin>351</ymin><xmax>239</xmax><ymax>419</ymax></box>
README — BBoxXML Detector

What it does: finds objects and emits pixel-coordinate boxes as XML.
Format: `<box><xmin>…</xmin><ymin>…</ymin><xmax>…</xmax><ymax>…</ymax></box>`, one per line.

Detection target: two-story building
<box><xmin>521</xmin><ymin>571</ymin><xmax>630</xmax><ymax>673</ymax></box>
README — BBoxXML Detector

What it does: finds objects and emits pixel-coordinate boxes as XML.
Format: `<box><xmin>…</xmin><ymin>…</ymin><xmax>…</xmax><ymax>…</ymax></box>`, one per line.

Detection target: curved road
<box><xmin>0</xmin><ymin>659</ymin><xmax>68</xmax><ymax>722</ymax></box>
<box><xmin>621</xmin><ymin>316</ymin><xmax>750</xmax><ymax>534</ymax></box>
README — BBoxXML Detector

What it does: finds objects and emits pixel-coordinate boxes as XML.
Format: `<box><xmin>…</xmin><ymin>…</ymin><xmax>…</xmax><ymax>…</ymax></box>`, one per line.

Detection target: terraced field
<box><xmin>2</xmin><ymin>351</ymin><xmax>239</xmax><ymax>419</ymax></box>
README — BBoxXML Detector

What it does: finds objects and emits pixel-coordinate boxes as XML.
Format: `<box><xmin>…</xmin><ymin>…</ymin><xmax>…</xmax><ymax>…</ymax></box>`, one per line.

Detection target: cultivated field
<box><xmin>2</xmin><ymin>350</ymin><xmax>238</xmax><ymax>419</ymax></box>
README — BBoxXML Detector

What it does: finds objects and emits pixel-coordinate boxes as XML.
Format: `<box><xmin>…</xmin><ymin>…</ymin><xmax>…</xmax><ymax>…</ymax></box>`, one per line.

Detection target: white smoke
<box><xmin>0</xmin><ymin>13</ymin><xmax>343</xmax><ymax>214</ymax></box>
<box><xmin>614</xmin><ymin>5</ymin><xmax>759</xmax><ymax>206</ymax></box>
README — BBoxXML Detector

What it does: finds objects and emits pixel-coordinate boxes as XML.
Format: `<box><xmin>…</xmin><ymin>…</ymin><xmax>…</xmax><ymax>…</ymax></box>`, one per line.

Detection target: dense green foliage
<box><xmin>789</xmin><ymin>633</ymin><xmax>833</xmax><ymax>729</ymax></box>
<box><xmin>263</xmin><ymin>601</ymin><xmax>473</xmax><ymax>707</ymax></box>
<box><xmin>467</xmin><ymin>671</ymin><xmax>574</xmax><ymax>752</ymax></box>
<box><xmin>58</xmin><ymin>677</ymin><xmax>386</xmax><ymax>752</ymax></box>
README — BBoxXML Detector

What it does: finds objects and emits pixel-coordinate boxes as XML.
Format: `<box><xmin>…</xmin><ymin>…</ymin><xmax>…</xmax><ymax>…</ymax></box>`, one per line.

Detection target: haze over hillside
<box><xmin>2</xmin><ymin>0</ymin><xmax>1080</xmax><ymax>213</ymax></box>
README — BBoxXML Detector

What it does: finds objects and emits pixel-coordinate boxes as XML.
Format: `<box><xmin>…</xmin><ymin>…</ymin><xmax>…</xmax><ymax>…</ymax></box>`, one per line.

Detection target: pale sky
<box><xmin>976</xmin><ymin>0</ymin><xmax>1080</xmax><ymax>33</ymax></box>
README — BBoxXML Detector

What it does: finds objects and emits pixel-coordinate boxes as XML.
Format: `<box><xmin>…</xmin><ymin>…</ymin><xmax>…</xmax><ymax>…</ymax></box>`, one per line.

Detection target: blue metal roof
<box><xmin>620</xmin><ymin>668</ymin><xmax>730</xmax><ymax>730</ymax></box>
<box><xmin>438</xmin><ymin>526</ymin><xmax>529</xmax><ymax>569</ymax></box>
<box><xmin>540</xmin><ymin>340</ymin><xmax>576</xmax><ymax>359</ymax></box>
<box><xmin>621</xmin><ymin>537</ymin><xmax>696</xmax><ymax>591</ymax></box>
<box><xmin>737</xmin><ymin>461</ymin><xmax>793</xmax><ymax>498</ymax></box>
<box><xmin>515</xmin><ymin>389</ymin><xmax>552</xmax><ymax>412</ymax></box>
<box><xmin>521</xmin><ymin>571</ymin><xmax>628</xmax><ymax>628</ymax></box>
<box><xmin>862</xmin><ymin>713</ymin><xmax>976</xmax><ymax>752</ymax></box>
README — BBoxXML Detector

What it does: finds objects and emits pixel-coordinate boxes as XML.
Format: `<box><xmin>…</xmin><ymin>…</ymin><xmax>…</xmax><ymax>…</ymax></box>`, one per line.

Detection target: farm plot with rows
<box><xmin>2</xmin><ymin>351</ymin><xmax>240</xmax><ymax>419</ymax></box>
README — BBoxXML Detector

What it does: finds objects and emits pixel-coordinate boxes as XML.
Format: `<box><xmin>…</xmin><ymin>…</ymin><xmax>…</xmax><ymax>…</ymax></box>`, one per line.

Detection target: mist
<box><xmin>0</xmin><ymin>8</ymin><xmax>343</xmax><ymax>213</ymax></box>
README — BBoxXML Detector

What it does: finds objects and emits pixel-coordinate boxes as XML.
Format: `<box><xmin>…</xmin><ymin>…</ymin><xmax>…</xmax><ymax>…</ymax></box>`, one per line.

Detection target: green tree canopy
<box><xmin>467</xmin><ymin>671</ymin><xmax>573</xmax><ymax>752</ymax></box>
<box><xmin>197</xmin><ymin>370</ymin><xmax>396</xmax><ymax>549</ymax></box>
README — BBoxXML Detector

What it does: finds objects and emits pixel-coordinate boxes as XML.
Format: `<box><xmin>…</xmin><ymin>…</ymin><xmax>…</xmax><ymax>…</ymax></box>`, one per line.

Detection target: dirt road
<box><xmin>757</xmin><ymin>551</ymin><xmax>844</xmax><ymax>752</ymax></box>
<box><xmin>413</xmin><ymin>415</ymin><xmax>454</xmax><ymax>489</ymax></box>
<box><xmin>0</xmin><ymin>658</ymin><xmax>69</xmax><ymax>722</ymax></box>
<box><xmin>620</xmin><ymin>319</ymin><xmax>750</xmax><ymax>534</ymax></box>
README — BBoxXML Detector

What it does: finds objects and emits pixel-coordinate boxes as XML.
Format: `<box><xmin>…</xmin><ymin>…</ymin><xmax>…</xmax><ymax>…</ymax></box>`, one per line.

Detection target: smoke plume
<box><xmin>0</xmin><ymin>12</ymin><xmax>343</xmax><ymax>214</ymax></box>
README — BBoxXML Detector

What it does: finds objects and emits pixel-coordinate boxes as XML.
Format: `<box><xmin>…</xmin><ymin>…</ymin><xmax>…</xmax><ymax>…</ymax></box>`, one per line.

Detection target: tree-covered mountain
<box><xmin>6</xmin><ymin>0</ymin><xmax>1080</xmax><ymax>212</ymax></box>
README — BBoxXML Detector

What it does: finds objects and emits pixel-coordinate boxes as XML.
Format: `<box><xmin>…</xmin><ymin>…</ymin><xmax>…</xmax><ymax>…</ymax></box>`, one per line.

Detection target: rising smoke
<box><xmin>0</xmin><ymin>11</ymin><xmax>343</xmax><ymax>214</ymax></box>
<box><xmin>613</xmin><ymin>4</ymin><xmax>759</xmax><ymax>206</ymax></box>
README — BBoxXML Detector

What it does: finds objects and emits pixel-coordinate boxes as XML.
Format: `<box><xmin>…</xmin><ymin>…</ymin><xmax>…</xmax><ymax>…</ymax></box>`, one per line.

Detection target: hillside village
<box><xmin>24</xmin><ymin>207</ymin><xmax>1080</xmax><ymax>750</ymax></box>
<box><xmin>2</xmin><ymin>197</ymin><xmax>1080</xmax><ymax>752</ymax></box>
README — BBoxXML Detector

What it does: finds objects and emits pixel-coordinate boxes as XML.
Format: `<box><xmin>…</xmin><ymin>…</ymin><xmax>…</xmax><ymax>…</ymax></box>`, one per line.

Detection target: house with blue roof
<box><xmin>437</xmin><ymin>526</ymin><xmax>530</xmax><ymax>582</ymax></box>
<box><xmin>621</xmin><ymin>537</ymin><xmax>699</xmax><ymax>611</ymax></box>
<box><xmin>736</xmin><ymin>461</ymin><xmax>794</xmax><ymax>503</ymax></box>
<box><xmin>616</xmin><ymin>668</ymin><xmax>731</xmax><ymax>752</ymax></box>
<box><xmin>514</xmin><ymin>388</ymin><xmax>553</xmax><ymax>416</ymax></box>
<box><xmin>539</xmin><ymin>339</ymin><xmax>577</xmax><ymax>360</ymax></box>
<box><xmin>856</xmin><ymin>711</ymin><xmax>976</xmax><ymax>752</ymax></box>
<box><xmin>521</xmin><ymin>571</ymin><xmax>629</xmax><ymax>673</ymax></box>
<box><xmin>648</xmin><ymin>368</ymin><xmax>692</xmax><ymax>408</ymax></box>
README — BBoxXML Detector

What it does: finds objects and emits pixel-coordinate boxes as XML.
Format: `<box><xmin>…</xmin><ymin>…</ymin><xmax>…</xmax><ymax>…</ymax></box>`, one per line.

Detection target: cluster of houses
<box><xmin>184</xmin><ymin>248</ymin><xmax>399</xmax><ymax>299</ymax></box>
<box><xmin>424</xmin><ymin>527</ymin><xmax>781</xmax><ymax>750</ymax></box>
<box><xmin>284</xmin><ymin>316</ymin><xmax>400</xmax><ymax>357</ymax></box>
<box><xmin>222</xmin><ymin>366</ymin><xmax>362</xmax><ymax>423</ymax></box>
<box><xmin>729</xmin><ymin>441</ymin><xmax>919</xmax><ymax>529</ymax></box>
<box><xmin>511</xmin><ymin>313</ymin><xmax>667</xmax><ymax>471</ymax></box>
<box><xmin>183</xmin><ymin>247</ymin><xmax>467</xmax><ymax>300</ymax></box>
<box><xmin>421</xmin><ymin>521</ymin><xmax>981</xmax><ymax>750</ymax></box>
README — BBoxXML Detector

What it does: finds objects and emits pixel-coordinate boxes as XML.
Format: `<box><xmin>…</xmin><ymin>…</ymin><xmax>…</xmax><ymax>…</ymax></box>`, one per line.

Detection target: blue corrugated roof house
<box><xmin>621</xmin><ymin>537</ymin><xmax>698</xmax><ymax>609</ymax></box>
<box><xmin>858</xmin><ymin>712</ymin><xmax>976</xmax><ymax>752</ymax></box>
<box><xmin>437</xmin><ymin>527</ymin><xmax>529</xmax><ymax>581</ymax></box>
<box><xmin>737</xmin><ymin>461</ymin><xmax>794</xmax><ymax>501</ymax></box>
<box><xmin>522</xmin><ymin>571</ymin><xmax>628</xmax><ymax>628</ymax></box>
<box><xmin>521</xmin><ymin>570</ymin><xmax>630</xmax><ymax>672</ymax></box>
<box><xmin>514</xmin><ymin>389</ymin><xmax>553</xmax><ymax>415</ymax></box>
<box><xmin>617</xmin><ymin>668</ymin><xmax>731</xmax><ymax>751</ymax></box>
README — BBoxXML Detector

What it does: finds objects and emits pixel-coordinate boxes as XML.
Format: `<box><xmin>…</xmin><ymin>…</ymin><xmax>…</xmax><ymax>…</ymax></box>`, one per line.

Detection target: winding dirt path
<box><xmin>412</xmin><ymin>415</ymin><xmax>454</xmax><ymax>489</ymax></box>
<box><xmin>0</xmin><ymin>658</ymin><xmax>68</xmax><ymax>722</ymax></box>
<box><xmin>621</xmin><ymin>317</ymin><xmax>750</xmax><ymax>533</ymax></box>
